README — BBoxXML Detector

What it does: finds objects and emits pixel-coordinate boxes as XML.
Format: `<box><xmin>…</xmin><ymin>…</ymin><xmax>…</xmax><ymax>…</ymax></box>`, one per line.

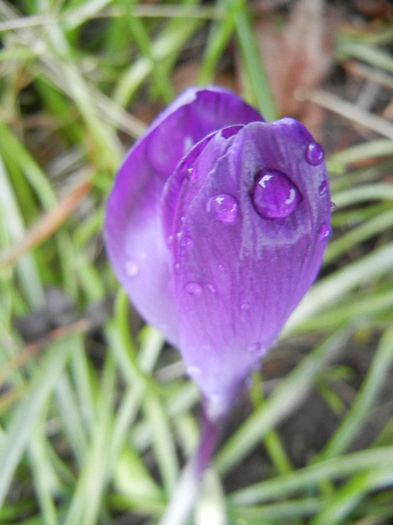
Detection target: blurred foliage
<box><xmin>1</xmin><ymin>0</ymin><xmax>393</xmax><ymax>524</ymax></box>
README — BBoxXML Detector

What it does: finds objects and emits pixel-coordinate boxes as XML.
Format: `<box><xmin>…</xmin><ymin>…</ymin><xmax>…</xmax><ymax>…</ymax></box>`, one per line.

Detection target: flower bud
<box><xmin>105</xmin><ymin>87</ymin><xmax>330</xmax><ymax>412</ymax></box>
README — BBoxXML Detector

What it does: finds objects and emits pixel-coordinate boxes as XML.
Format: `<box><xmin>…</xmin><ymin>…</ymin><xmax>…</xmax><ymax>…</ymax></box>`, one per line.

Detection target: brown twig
<box><xmin>344</xmin><ymin>61</ymin><xmax>393</xmax><ymax>91</ymax></box>
<box><xmin>0</xmin><ymin>318</ymin><xmax>91</xmax><ymax>387</ymax></box>
<box><xmin>307</xmin><ymin>89</ymin><xmax>393</xmax><ymax>140</ymax></box>
<box><xmin>1</xmin><ymin>178</ymin><xmax>92</xmax><ymax>266</ymax></box>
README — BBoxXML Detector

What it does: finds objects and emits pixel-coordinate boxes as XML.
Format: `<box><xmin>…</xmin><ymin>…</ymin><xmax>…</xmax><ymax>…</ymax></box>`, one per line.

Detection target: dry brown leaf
<box><xmin>172</xmin><ymin>61</ymin><xmax>238</xmax><ymax>94</ymax></box>
<box><xmin>352</xmin><ymin>0</ymin><xmax>393</xmax><ymax>19</ymax></box>
<box><xmin>256</xmin><ymin>0</ymin><xmax>335</xmax><ymax>131</ymax></box>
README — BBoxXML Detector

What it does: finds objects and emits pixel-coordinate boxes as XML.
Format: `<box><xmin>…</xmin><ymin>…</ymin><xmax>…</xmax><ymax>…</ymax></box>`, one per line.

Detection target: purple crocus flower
<box><xmin>105</xmin><ymin>86</ymin><xmax>331</xmax><ymax>416</ymax></box>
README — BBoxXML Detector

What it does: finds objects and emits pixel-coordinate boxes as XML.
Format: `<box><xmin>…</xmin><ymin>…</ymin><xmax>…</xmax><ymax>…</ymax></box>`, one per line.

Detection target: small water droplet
<box><xmin>186</xmin><ymin>365</ymin><xmax>201</xmax><ymax>377</ymax></box>
<box><xmin>318</xmin><ymin>223</ymin><xmax>332</xmax><ymax>241</ymax></box>
<box><xmin>184</xmin><ymin>136</ymin><xmax>193</xmax><ymax>152</ymax></box>
<box><xmin>207</xmin><ymin>283</ymin><xmax>216</xmax><ymax>294</ymax></box>
<box><xmin>207</xmin><ymin>193</ymin><xmax>238</xmax><ymax>224</ymax></box>
<box><xmin>319</xmin><ymin>180</ymin><xmax>328</xmax><ymax>196</ymax></box>
<box><xmin>174</xmin><ymin>262</ymin><xmax>181</xmax><ymax>274</ymax></box>
<box><xmin>218</xmin><ymin>264</ymin><xmax>225</xmax><ymax>272</ymax></box>
<box><xmin>125</xmin><ymin>260</ymin><xmax>139</xmax><ymax>277</ymax></box>
<box><xmin>306</xmin><ymin>142</ymin><xmax>325</xmax><ymax>166</ymax></box>
<box><xmin>185</xmin><ymin>282</ymin><xmax>202</xmax><ymax>295</ymax></box>
<box><xmin>247</xmin><ymin>342</ymin><xmax>265</xmax><ymax>356</ymax></box>
<box><xmin>187</xmin><ymin>167</ymin><xmax>197</xmax><ymax>183</ymax></box>
<box><xmin>180</xmin><ymin>235</ymin><xmax>194</xmax><ymax>248</ymax></box>
<box><xmin>241</xmin><ymin>302</ymin><xmax>250</xmax><ymax>311</ymax></box>
<box><xmin>330</xmin><ymin>201</ymin><xmax>337</xmax><ymax>213</ymax></box>
<box><xmin>167</xmin><ymin>234</ymin><xmax>174</xmax><ymax>245</ymax></box>
<box><xmin>252</xmin><ymin>169</ymin><xmax>301</xmax><ymax>219</ymax></box>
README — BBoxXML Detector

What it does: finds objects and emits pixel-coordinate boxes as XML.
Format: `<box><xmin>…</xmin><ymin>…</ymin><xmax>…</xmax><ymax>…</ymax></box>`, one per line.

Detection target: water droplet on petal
<box><xmin>253</xmin><ymin>169</ymin><xmax>301</xmax><ymax>219</ymax></box>
<box><xmin>318</xmin><ymin>223</ymin><xmax>332</xmax><ymax>241</ymax></box>
<box><xmin>330</xmin><ymin>201</ymin><xmax>337</xmax><ymax>213</ymax></box>
<box><xmin>174</xmin><ymin>262</ymin><xmax>181</xmax><ymax>274</ymax></box>
<box><xmin>184</xmin><ymin>136</ymin><xmax>193</xmax><ymax>152</ymax></box>
<box><xmin>187</xmin><ymin>168</ymin><xmax>197</xmax><ymax>183</ymax></box>
<box><xmin>306</xmin><ymin>142</ymin><xmax>325</xmax><ymax>166</ymax></box>
<box><xmin>247</xmin><ymin>342</ymin><xmax>265</xmax><ymax>356</ymax></box>
<box><xmin>207</xmin><ymin>283</ymin><xmax>216</xmax><ymax>294</ymax></box>
<box><xmin>187</xmin><ymin>365</ymin><xmax>201</xmax><ymax>377</ymax></box>
<box><xmin>319</xmin><ymin>180</ymin><xmax>328</xmax><ymax>196</ymax></box>
<box><xmin>207</xmin><ymin>193</ymin><xmax>238</xmax><ymax>224</ymax></box>
<box><xmin>185</xmin><ymin>282</ymin><xmax>202</xmax><ymax>295</ymax></box>
<box><xmin>125</xmin><ymin>260</ymin><xmax>139</xmax><ymax>276</ymax></box>
<box><xmin>167</xmin><ymin>234</ymin><xmax>174</xmax><ymax>245</ymax></box>
<box><xmin>241</xmin><ymin>302</ymin><xmax>250</xmax><ymax>311</ymax></box>
<box><xmin>180</xmin><ymin>235</ymin><xmax>194</xmax><ymax>248</ymax></box>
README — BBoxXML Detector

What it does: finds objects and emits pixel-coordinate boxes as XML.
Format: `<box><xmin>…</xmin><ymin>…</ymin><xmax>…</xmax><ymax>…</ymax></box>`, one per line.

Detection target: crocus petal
<box><xmin>164</xmin><ymin>118</ymin><xmax>330</xmax><ymax>410</ymax></box>
<box><xmin>105</xmin><ymin>88</ymin><xmax>263</xmax><ymax>345</ymax></box>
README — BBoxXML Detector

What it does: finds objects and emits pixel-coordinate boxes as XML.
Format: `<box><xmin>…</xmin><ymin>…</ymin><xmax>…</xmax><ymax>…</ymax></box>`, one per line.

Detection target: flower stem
<box><xmin>158</xmin><ymin>405</ymin><xmax>224</xmax><ymax>525</ymax></box>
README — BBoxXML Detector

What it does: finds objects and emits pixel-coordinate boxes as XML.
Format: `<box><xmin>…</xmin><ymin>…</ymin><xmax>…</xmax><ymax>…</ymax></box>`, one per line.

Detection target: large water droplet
<box><xmin>306</xmin><ymin>142</ymin><xmax>325</xmax><ymax>166</ymax></box>
<box><xmin>207</xmin><ymin>194</ymin><xmax>238</xmax><ymax>224</ymax></box>
<box><xmin>185</xmin><ymin>282</ymin><xmax>202</xmax><ymax>295</ymax></box>
<box><xmin>125</xmin><ymin>260</ymin><xmax>139</xmax><ymax>276</ymax></box>
<box><xmin>252</xmin><ymin>169</ymin><xmax>301</xmax><ymax>219</ymax></box>
<box><xmin>318</xmin><ymin>223</ymin><xmax>332</xmax><ymax>241</ymax></box>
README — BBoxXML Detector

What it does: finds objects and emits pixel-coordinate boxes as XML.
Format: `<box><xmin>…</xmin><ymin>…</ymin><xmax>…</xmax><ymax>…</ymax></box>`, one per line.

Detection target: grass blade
<box><xmin>0</xmin><ymin>339</ymin><xmax>73</xmax><ymax>507</ymax></box>
<box><xmin>216</xmin><ymin>326</ymin><xmax>352</xmax><ymax>475</ymax></box>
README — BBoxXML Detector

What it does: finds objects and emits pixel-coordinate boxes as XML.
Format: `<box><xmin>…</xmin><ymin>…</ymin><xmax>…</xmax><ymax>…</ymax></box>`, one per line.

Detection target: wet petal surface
<box><xmin>164</xmin><ymin>118</ymin><xmax>330</xmax><ymax>404</ymax></box>
<box><xmin>105</xmin><ymin>88</ymin><xmax>263</xmax><ymax>344</ymax></box>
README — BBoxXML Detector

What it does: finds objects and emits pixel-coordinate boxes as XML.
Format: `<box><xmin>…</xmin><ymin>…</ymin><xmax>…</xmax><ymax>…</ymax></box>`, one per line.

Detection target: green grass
<box><xmin>1</xmin><ymin>1</ymin><xmax>393</xmax><ymax>524</ymax></box>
